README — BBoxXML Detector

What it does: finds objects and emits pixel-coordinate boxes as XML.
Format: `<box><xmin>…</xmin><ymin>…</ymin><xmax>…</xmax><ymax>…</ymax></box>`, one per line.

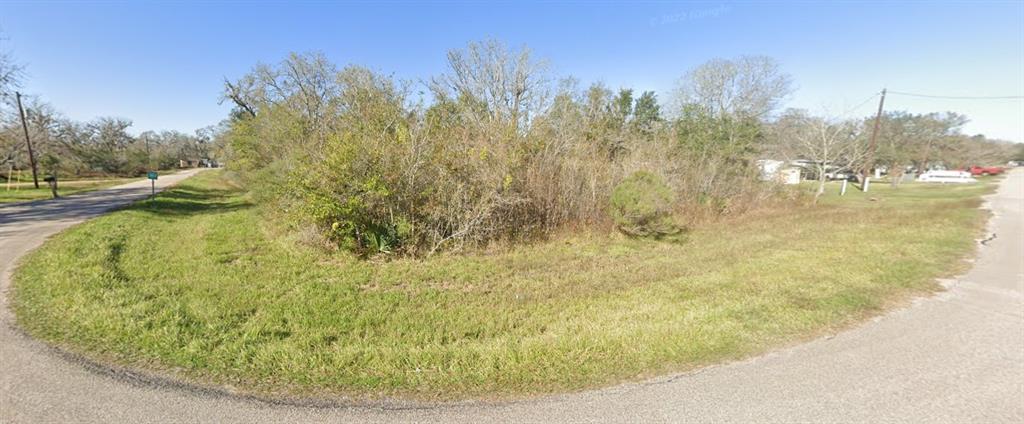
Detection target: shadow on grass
<box><xmin>129</xmin><ymin>185</ymin><xmax>253</xmax><ymax>217</ymax></box>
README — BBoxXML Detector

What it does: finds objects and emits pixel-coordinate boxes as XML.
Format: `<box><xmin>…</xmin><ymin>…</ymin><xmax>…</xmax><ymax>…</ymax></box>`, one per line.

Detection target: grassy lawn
<box><xmin>12</xmin><ymin>171</ymin><xmax>995</xmax><ymax>400</ymax></box>
<box><xmin>0</xmin><ymin>178</ymin><xmax>137</xmax><ymax>204</ymax></box>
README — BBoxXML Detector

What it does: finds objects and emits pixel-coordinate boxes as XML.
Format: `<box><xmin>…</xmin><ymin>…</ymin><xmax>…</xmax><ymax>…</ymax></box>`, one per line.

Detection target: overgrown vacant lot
<box><xmin>12</xmin><ymin>171</ymin><xmax>994</xmax><ymax>400</ymax></box>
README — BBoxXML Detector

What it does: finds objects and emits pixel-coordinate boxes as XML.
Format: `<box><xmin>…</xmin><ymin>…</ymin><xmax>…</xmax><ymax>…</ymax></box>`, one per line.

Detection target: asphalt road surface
<box><xmin>2</xmin><ymin>169</ymin><xmax>1021</xmax><ymax>423</ymax></box>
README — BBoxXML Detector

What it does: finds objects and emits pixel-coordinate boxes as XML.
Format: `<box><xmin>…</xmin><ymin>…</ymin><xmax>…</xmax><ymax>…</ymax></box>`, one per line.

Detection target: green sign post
<box><xmin>147</xmin><ymin>171</ymin><xmax>158</xmax><ymax>197</ymax></box>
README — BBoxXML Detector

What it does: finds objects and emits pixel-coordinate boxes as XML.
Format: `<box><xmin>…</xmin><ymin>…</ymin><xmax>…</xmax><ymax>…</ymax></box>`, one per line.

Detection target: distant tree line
<box><xmin>0</xmin><ymin>102</ymin><xmax>215</xmax><ymax>179</ymax></box>
<box><xmin>0</xmin><ymin>44</ymin><xmax>213</xmax><ymax>180</ymax></box>
<box><xmin>764</xmin><ymin>107</ymin><xmax>1019</xmax><ymax>202</ymax></box>
<box><xmin>871</xmin><ymin>111</ymin><xmax>1016</xmax><ymax>177</ymax></box>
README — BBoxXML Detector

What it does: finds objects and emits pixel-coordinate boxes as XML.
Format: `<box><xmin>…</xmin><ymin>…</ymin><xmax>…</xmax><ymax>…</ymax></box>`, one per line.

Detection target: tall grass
<box><xmin>12</xmin><ymin>172</ymin><xmax>994</xmax><ymax>400</ymax></box>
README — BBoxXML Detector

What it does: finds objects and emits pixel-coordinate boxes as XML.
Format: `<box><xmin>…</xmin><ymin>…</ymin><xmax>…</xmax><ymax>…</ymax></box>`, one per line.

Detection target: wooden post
<box><xmin>46</xmin><ymin>176</ymin><xmax>58</xmax><ymax>199</ymax></box>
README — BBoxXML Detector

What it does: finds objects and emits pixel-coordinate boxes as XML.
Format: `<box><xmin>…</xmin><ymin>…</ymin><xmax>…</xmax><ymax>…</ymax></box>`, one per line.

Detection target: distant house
<box><xmin>777</xmin><ymin>168</ymin><xmax>801</xmax><ymax>185</ymax></box>
<box><xmin>757</xmin><ymin>159</ymin><xmax>785</xmax><ymax>180</ymax></box>
<box><xmin>179</xmin><ymin>158</ymin><xmax>219</xmax><ymax>168</ymax></box>
<box><xmin>756</xmin><ymin>159</ymin><xmax>802</xmax><ymax>185</ymax></box>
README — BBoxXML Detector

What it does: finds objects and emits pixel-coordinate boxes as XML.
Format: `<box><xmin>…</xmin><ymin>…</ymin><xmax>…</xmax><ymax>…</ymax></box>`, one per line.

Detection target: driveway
<box><xmin>2</xmin><ymin>169</ymin><xmax>1021</xmax><ymax>423</ymax></box>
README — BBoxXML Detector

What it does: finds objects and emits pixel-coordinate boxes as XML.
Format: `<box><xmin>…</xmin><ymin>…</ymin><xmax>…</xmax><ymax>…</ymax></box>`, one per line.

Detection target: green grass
<box><xmin>0</xmin><ymin>178</ymin><xmax>137</xmax><ymax>203</ymax></box>
<box><xmin>12</xmin><ymin>171</ymin><xmax>995</xmax><ymax>400</ymax></box>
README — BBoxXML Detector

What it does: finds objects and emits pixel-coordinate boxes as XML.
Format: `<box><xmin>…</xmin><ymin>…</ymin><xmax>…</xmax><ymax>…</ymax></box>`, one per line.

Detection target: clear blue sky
<box><xmin>2</xmin><ymin>1</ymin><xmax>1022</xmax><ymax>141</ymax></box>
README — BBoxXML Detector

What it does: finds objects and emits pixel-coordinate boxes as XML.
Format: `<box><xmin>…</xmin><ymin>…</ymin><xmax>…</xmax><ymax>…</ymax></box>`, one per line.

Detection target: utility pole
<box><xmin>861</xmin><ymin>88</ymin><xmax>887</xmax><ymax>182</ymax></box>
<box><xmin>15</xmin><ymin>92</ymin><xmax>40</xmax><ymax>189</ymax></box>
<box><xmin>144</xmin><ymin>133</ymin><xmax>153</xmax><ymax>170</ymax></box>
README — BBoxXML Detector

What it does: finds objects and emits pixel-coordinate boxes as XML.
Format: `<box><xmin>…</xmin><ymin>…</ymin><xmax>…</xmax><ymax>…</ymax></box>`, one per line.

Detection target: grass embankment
<box><xmin>0</xmin><ymin>178</ymin><xmax>136</xmax><ymax>203</ymax></box>
<box><xmin>12</xmin><ymin>171</ymin><xmax>995</xmax><ymax>400</ymax></box>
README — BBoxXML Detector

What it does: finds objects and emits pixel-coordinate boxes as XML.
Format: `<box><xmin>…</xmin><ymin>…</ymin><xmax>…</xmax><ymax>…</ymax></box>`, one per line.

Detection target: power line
<box><xmin>840</xmin><ymin>92</ymin><xmax>882</xmax><ymax>117</ymax></box>
<box><xmin>887</xmin><ymin>91</ymin><xmax>1024</xmax><ymax>100</ymax></box>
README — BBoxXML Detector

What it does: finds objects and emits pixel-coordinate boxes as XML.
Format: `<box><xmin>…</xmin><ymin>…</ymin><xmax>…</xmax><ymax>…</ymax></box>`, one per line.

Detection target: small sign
<box><xmin>147</xmin><ymin>171</ymin><xmax>158</xmax><ymax>180</ymax></box>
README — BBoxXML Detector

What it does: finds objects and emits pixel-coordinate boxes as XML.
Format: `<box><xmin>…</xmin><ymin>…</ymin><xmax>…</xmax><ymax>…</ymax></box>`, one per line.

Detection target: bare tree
<box><xmin>432</xmin><ymin>39</ymin><xmax>550</xmax><ymax>132</ymax></box>
<box><xmin>773</xmin><ymin>109</ymin><xmax>863</xmax><ymax>204</ymax></box>
<box><xmin>674</xmin><ymin>55</ymin><xmax>792</xmax><ymax>120</ymax></box>
<box><xmin>0</xmin><ymin>32</ymin><xmax>21</xmax><ymax>103</ymax></box>
<box><xmin>1</xmin><ymin>96</ymin><xmax>58</xmax><ymax>171</ymax></box>
<box><xmin>0</xmin><ymin>32</ymin><xmax>23</xmax><ymax>171</ymax></box>
<box><xmin>221</xmin><ymin>78</ymin><xmax>258</xmax><ymax>118</ymax></box>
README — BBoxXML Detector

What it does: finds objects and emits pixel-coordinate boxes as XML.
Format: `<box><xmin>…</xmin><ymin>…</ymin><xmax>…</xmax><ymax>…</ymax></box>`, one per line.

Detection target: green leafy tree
<box><xmin>614</xmin><ymin>88</ymin><xmax>634</xmax><ymax>125</ymax></box>
<box><xmin>632</xmin><ymin>91</ymin><xmax>661</xmax><ymax>134</ymax></box>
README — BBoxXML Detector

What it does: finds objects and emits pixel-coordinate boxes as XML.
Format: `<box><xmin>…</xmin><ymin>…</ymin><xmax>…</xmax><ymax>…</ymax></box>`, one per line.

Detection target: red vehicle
<box><xmin>966</xmin><ymin>165</ymin><xmax>1005</xmax><ymax>176</ymax></box>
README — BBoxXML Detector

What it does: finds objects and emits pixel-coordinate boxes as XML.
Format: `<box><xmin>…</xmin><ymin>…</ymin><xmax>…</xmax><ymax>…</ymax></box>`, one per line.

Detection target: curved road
<box><xmin>2</xmin><ymin>170</ymin><xmax>1022</xmax><ymax>423</ymax></box>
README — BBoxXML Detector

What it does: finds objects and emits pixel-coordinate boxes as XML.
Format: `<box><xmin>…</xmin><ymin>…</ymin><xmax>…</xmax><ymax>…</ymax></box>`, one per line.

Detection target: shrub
<box><xmin>609</xmin><ymin>171</ymin><xmax>680</xmax><ymax>238</ymax></box>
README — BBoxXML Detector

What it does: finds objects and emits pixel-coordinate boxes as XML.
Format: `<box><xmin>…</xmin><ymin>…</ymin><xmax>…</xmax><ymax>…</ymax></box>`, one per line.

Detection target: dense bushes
<box><xmin>610</xmin><ymin>171</ymin><xmax>679</xmax><ymax>237</ymax></box>
<box><xmin>220</xmin><ymin>44</ymin><xmax>790</xmax><ymax>256</ymax></box>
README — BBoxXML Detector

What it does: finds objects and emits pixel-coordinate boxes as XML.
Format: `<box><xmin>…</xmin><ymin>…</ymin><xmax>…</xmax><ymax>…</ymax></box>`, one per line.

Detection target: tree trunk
<box><xmin>813</xmin><ymin>165</ymin><xmax>826</xmax><ymax>205</ymax></box>
<box><xmin>890</xmin><ymin>163</ymin><xmax>903</xmax><ymax>188</ymax></box>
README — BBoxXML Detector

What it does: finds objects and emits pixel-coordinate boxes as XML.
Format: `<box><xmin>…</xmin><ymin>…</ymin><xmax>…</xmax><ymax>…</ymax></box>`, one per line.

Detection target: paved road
<box><xmin>3</xmin><ymin>178</ymin><xmax>133</xmax><ymax>189</ymax></box>
<box><xmin>2</xmin><ymin>169</ymin><xmax>1021</xmax><ymax>423</ymax></box>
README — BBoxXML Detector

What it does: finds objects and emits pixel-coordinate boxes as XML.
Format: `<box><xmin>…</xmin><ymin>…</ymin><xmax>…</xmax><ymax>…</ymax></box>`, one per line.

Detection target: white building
<box><xmin>757</xmin><ymin>159</ymin><xmax>802</xmax><ymax>185</ymax></box>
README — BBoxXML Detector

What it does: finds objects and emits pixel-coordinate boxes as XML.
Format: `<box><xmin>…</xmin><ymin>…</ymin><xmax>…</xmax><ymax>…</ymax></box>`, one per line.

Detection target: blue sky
<box><xmin>2</xmin><ymin>1</ymin><xmax>1022</xmax><ymax>141</ymax></box>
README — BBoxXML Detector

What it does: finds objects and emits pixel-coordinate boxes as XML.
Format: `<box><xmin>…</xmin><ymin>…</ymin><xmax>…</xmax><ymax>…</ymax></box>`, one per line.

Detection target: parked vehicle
<box><xmin>966</xmin><ymin>165</ymin><xmax>1005</xmax><ymax>176</ymax></box>
<box><xmin>825</xmin><ymin>170</ymin><xmax>858</xmax><ymax>181</ymax></box>
<box><xmin>918</xmin><ymin>170</ymin><xmax>977</xmax><ymax>184</ymax></box>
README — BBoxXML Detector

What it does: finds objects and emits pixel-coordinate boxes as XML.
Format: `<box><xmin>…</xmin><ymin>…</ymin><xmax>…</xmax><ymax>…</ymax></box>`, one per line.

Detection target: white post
<box><xmin>863</xmin><ymin>177</ymin><xmax>871</xmax><ymax>193</ymax></box>
<box><xmin>840</xmin><ymin>179</ymin><xmax>848</xmax><ymax>196</ymax></box>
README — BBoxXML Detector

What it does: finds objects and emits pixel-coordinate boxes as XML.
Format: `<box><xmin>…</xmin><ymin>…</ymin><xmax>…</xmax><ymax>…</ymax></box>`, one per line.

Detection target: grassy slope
<box><xmin>0</xmin><ymin>178</ymin><xmax>137</xmax><ymax>203</ymax></box>
<box><xmin>12</xmin><ymin>172</ymin><xmax>995</xmax><ymax>400</ymax></box>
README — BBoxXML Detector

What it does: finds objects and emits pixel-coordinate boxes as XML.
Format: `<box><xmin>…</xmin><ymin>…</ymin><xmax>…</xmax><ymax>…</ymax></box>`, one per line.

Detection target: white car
<box><xmin>918</xmin><ymin>170</ymin><xmax>977</xmax><ymax>184</ymax></box>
